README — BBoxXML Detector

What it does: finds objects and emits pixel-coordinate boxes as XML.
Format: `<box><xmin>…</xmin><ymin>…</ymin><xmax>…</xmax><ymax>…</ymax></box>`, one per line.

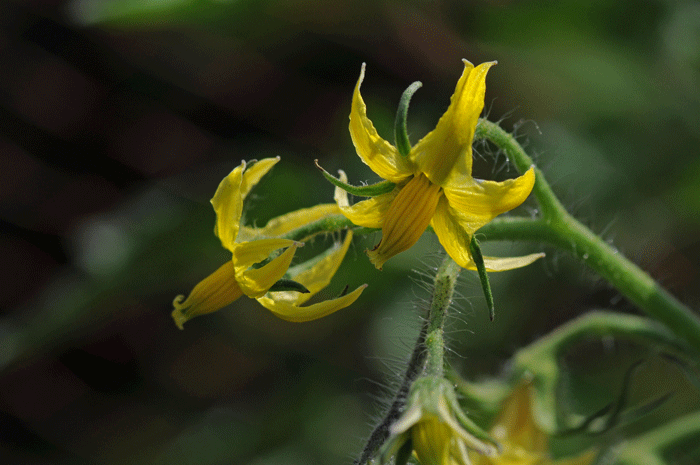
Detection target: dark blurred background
<box><xmin>1</xmin><ymin>0</ymin><xmax>700</xmax><ymax>463</ymax></box>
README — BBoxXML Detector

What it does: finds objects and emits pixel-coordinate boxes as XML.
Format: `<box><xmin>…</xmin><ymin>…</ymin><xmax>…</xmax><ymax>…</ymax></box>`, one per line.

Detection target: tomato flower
<box><xmin>335</xmin><ymin>60</ymin><xmax>543</xmax><ymax>270</ymax></box>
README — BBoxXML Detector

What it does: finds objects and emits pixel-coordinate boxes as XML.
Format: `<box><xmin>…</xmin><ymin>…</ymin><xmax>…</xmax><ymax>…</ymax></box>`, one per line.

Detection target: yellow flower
<box><xmin>172</xmin><ymin>157</ymin><xmax>365</xmax><ymax>328</ymax></box>
<box><xmin>335</xmin><ymin>60</ymin><xmax>544</xmax><ymax>270</ymax></box>
<box><xmin>471</xmin><ymin>382</ymin><xmax>597</xmax><ymax>465</ymax></box>
<box><xmin>381</xmin><ymin>377</ymin><xmax>498</xmax><ymax>465</ymax></box>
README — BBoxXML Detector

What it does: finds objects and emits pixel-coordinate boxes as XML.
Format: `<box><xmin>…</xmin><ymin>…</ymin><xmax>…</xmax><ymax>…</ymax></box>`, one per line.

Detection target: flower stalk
<box><xmin>425</xmin><ymin>255</ymin><xmax>462</xmax><ymax>377</ymax></box>
<box><xmin>475</xmin><ymin>118</ymin><xmax>700</xmax><ymax>354</ymax></box>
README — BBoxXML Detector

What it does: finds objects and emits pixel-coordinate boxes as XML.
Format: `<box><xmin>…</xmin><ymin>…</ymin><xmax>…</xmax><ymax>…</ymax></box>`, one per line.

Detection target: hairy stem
<box><xmin>425</xmin><ymin>255</ymin><xmax>461</xmax><ymax>377</ymax></box>
<box><xmin>475</xmin><ymin>119</ymin><xmax>700</xmax><ymax>354</ymax></box>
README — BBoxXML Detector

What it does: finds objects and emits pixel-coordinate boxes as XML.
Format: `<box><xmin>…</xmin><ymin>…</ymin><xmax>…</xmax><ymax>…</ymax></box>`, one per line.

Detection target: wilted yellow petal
<box><xmin>367</xmin><ymin>173</ymin><xmax>442</xmax><ymax>269</ymax></box>
<box><xmin>240</xmin><ymin>157</ymin><xmax>280</xmax><ymax>198</ymax></box>
<box><xmin>211</xmin><ymin>161</ymin><xmax>246</xmax><ymax>251</ymax></box>
<box><xmin>172</xmin><ymin>261</ymin><xmax>244</xmax><ymax>329</ymax></box>
<box><xmin>410</xmin><ymin>60</ymin><xmax>495</xmax><ymax>187</ymax></box>
<box><xmin>234</xmin><ymin>243</ymin><xmax>299</xmax><ymax>297</ymax></box>
<box><xmin>257</xmin><ymin>284</ymin><xmax>366</xmax><ymax>322</ymax></box>
<box><xmin>443</xmin><ymin>167</ymin><xmax>536</xmax><ymax>232</ymax></box>
<box><xmin>350</xmin><ymin>63</ymin><xmax>413</xmax><ymax>183</ymax></box>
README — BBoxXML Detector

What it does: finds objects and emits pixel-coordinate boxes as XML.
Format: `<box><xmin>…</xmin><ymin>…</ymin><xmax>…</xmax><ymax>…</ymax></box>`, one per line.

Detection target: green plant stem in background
<box><xmin>424</xmin><ymin>255</ymin><xmax>461</xmax><ymax>377</ymax></box>
<box><xmin>614</xmin><ymin>410</ymin><xmax>700</xmax><ymax>465</ymax></box>
<box><xmin>475</xmin><ymin>119</ymin><xmax>700</xmax><ymax>354</ymax></box>
<box><xmin>511</xmin><ymin>310</ymin><xmax>696</xmax><ymax>432</ymax></box>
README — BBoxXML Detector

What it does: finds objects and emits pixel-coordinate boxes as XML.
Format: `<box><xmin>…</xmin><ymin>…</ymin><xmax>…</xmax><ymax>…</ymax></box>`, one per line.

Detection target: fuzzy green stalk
<box><xmin>475</xmin><ymin>119</ymin><xmax>700</xmax><ymax>354</ymax></box>
<box><xmin>425</xmin><ymin>255</ymin><xmax>462</xmax><ymax>377</ymax></box>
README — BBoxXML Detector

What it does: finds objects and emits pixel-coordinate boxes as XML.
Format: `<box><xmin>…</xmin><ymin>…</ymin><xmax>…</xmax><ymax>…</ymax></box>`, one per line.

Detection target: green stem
<box><xmin>615</xmin><ymin>410</ymin><xmax>700</xmax><ymax>465</ymax></box>
<box><xmin>425</xmin><ymin>255</ymin><xmax>461</xmax><ymax>377</ymax></box>
<box><xmin>514</xmin><ymin>310</ymin><xmax>693</xmax><ymax>433</ymax></box>
<box><xmin>475</xmin><ymin>119</ymin><xmax>700</xmax><ymax>354</ymax></box>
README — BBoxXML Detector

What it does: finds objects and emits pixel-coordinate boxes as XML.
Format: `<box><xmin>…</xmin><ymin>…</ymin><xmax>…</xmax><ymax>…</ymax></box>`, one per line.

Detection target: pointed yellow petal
<box><xmin>410</xmin><ymin>60</ymin><xmax>496</xmax><ymax>187</ymax></box>
<box><xmin>336</xmin><ymin>188</ymin><xmax>398</xmax><ymax>229</ymax></box>
<box><xmin>240</xmin><ymin>157</ymin><xmax>280</xmax><ymax>199</ymax></box>
<box><xmin>233</xmin><ymin>241</ymin><xmax>300</xmax><ymax>297</ymax></box>
<box><xmin>431</xmin><ymin>199</ymin><xmax>544</xmax><ymax>271</ymax></box>
<box><xmin>249</xmin><ymin>204</ymin><xmax>340</xmax><ymax>239</ymax></box>
<box><xmin>211</xmin><ymin>161</ymin><xmax>246</xmax><ymax>251</ymax></box>
<box><xmin>443</xmin><ymin>167</ymin><xmax>536</xmax><ymax>232</ymax></box>
<box><xmin>481</xmin><ymin>253</ymin><xmax>545</xmax><ymax>271</ymax></box>
<box><xmin>256</xmin><ymin>284</ymin><xmax>366</xmax><ymax>322</ymax></box>
<box><xmin>171</xmin><ymin>261</ymin><xmax>244</xmax><ymax>329</ymax></box>
<box><xmin>367</xmin><ymin>173</ymin><xmax>442</xmax><ymax>269</ymax></box>
<box><xmin>350</xmin><ymin>63</ymin><xmax>413</xmax><ymax>183</ymax></box>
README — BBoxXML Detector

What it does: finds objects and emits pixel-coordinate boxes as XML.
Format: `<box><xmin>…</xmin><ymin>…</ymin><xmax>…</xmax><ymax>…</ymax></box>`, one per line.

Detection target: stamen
<box><xmin>368</xmin><ymin>173</ymin><xmax>442</xmax><ymax>269</ymax></box>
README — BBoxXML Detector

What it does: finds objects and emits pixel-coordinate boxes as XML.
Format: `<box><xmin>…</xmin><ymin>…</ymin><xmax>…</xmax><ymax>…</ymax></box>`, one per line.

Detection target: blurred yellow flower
<box><xmin>172</xmin><ymin>157</ymin><xmax>364</xmax><ymax>328</ymax></box>
<box><xmin>471</xmin><ymin>382</ymin><xmax>597</xmax><ymax>465</ymax></box>
<box><xmin>335</xmin><ymin>60</ymin><xmax>543</xmax><ymax>270</ymax></box>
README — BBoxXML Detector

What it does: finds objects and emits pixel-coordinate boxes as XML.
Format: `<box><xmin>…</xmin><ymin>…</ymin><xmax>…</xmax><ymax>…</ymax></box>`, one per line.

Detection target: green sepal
<box><xmin>394</xmin><ymin>81</ymin><xmax>422</xmax><ymax>157</ymax></box>
<box><xmin>315</xmin><ymin>160</ymin><xmax>395</xmax><ymax>196</ymax></box>
<box><xmin>469</xmin><ymin>236</ymin><xmax>495</xmax><ymax>321</ymax></box>
<box><xmin>268</xmin><ymin>279</ymin><xmax>310</xmax><ymax>294</ymax></box>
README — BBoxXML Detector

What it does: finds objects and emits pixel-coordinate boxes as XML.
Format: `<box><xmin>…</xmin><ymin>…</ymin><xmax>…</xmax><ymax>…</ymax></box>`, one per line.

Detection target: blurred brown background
<box><xmin>1</xmin><ymin>0</ymin><xmax>700</xmax><ymax>463</ymax></box>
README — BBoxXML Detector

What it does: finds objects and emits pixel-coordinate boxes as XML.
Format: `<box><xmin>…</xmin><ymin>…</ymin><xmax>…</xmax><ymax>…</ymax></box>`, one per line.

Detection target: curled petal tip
<box><xmin>171</xmin><ymin>309</ymin><xmax>186</xmax><ymax>330</ymax></box>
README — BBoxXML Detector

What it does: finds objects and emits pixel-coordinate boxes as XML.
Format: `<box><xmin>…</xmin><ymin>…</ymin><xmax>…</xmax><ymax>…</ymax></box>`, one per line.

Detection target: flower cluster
<box><xmin>172</xmin><ymin>157</ymin><xmax>365</xmax><ymax>328</ymax></box>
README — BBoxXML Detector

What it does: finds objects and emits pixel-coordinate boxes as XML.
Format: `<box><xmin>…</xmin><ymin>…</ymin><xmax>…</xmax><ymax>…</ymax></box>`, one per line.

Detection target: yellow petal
<box><xmin>256</xmin><ymin>284</ymin><xmax>366</xmax><ymax>322</ymax></box>
<box><xmin>240</xmin><ymin>157</ymin><xmax>280</xmax><ymax>199</ymax></box>
<box><xmin>336</xmin><ymin>187</ymin><xmax>398</xmax><ymax>229</ymax></box>
<box><xmin>350</xmin><ymin>63</ymin><xmax>413</xmax><ymax>183</ymax></box>
<box><xmin>481</xmin><ymin>253</ymin><xmax>545</xmax><ymax>272</ymax></box>
<box><xmin>411</xmin><ymin>417</ymin><xmax>455</xmax><ymax>465</ymax></box>
<box><xmin>491</xmin><ymin>382</ymin><xmax>548</xmax><ymax>453</ymax></box>
<box><xmin>232</xmin><ymin>238</ymin><xmax>299</xmax><ymax>270</ymax></box>
<box><xmin>211</xmin><ymin>161</ymin><xmax>246</xmax><ymax>251</ymax></box>
<box><xmin>249</xmin><ymin>204</ymin><xmax>341</xmax><ymax>239</ymax></box>
<box><xmin>233</xmin><ymin>241</ymin><xmax>299</xmax><ymax>297</ymax></box>
<box><xmin>443</xmin><ymin>167</ymin><xmax>536</xmax><ymax>233</ymax></box>
<box><xmin>431</xmin><ymin>199</ymin><xmax>544</xmax><ymax>271</ymax></box>
<box><xmin>367</xmin><ymin>173</ymin><xmax>442</xmax><ymax>269</ymax></box>
<box><xmin>410</xmin><ymin>60</ymin><xmax>496</xmax><ymax>187</ymax></box>
<box><xmin>171</xmin><ymin>261</ymin><xmax>244</xmax><ymax>329</ymax></box>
